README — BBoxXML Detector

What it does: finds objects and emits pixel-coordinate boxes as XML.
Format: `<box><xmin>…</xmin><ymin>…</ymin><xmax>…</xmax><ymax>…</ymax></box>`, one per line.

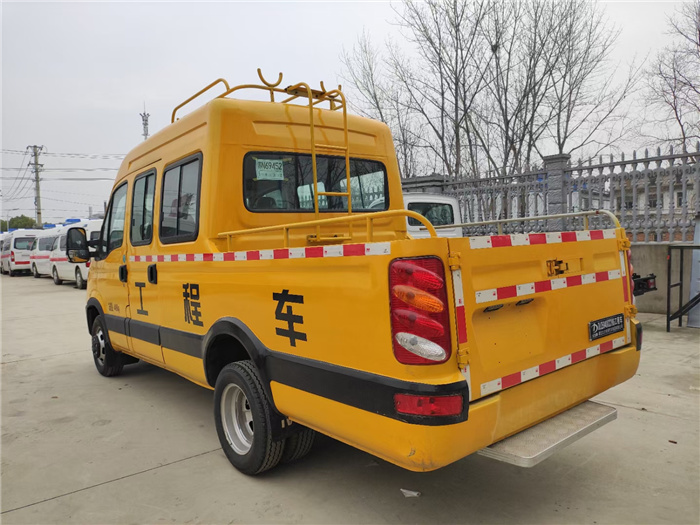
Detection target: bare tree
<box><xmin>542</xmin><ymin>0</ymin><xmax>638</xmax><ymax>159</ymax></box>
<box><xmin>341</xmin><ymin>32</ymin><xmax>425</xmax><ymax>178</ymax></box>
<box><xmin>645</xmin><ymin>1</ymin><xmax>700</xmax><ymax>146</ymax></box>
<box><xmin>341</xmin><ymin>0</ymin><xmax>635</xmax><ymax>178</ymax></box>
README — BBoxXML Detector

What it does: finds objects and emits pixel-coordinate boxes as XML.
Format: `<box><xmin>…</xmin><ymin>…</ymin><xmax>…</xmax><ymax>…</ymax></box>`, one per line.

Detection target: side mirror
<box><xmin>66</xmin><ymin>227</ymin><xmax>90</xmax><ymax>263</ymax></box>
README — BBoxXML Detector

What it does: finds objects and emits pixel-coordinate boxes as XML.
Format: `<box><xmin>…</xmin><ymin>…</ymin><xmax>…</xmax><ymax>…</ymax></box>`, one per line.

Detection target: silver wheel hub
<box><xmin>220</xmin><ymin>383</ymin><xmax>254</xmax><ymax>455</ymax></box>
<box><xmin>94</xmin><ymin>328</ymin><xmax>106</xmax><ymax>366</ymax></box>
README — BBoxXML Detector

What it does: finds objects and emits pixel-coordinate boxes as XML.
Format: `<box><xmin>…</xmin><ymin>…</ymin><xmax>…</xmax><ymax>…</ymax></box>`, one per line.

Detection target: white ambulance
<box><xmin>1</xmin><ymin>229</ymin><xmax>41</xmax><ymax>276</ymax></box>
<box><xmin>49</xmin><ymin>220</ymin><xmax>103</xmax><ymax>288</ymax></box>
<box><xmin>29</xmin><ymin>229</ymin><xmax>60</xmax><ymax>278</ymax></box>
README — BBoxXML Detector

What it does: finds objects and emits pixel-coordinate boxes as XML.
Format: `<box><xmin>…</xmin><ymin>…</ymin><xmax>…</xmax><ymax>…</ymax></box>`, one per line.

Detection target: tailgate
<box><xmin>449</xmin><ymin>228</ymin><xmax>633</xmax><ymax>402</ymax></box>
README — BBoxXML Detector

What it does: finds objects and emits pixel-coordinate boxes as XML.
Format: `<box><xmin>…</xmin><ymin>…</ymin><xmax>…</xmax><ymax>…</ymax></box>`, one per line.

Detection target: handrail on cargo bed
<box><xmin>218</xmin><ymin>210</ymin><xmax>437</xmax><ymax>251</ymax></box>
<box><xmin>430</xmin><ymin>210</ymin><xmax>620</xmax><ymax>235</ymax></box>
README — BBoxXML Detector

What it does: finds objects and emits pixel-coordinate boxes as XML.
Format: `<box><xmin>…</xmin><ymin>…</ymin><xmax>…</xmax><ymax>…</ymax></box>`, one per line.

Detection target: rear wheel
<box><xmin>214</xmin><ymin>361</ymin><xmax>284</xmax><ymax>475</ymax></box>
<box><xmin>9</xmin><ymin>268</ymin><xmax>15</xmax><ymax>277</ymax></box>
<box><xmin>52</xmin><ymin>266</ymin><xmax>62</xmax><ymax>285</ymax></box>
<box><xmin>281</xmin><ymin>427</ymin><xmax>316</xmax><ymax>464</ymax></box>
<box><xmin>75</xmin><ymin>268</ymin><xmax>86</xmax><ymax>289</ymax></box>
<box><xmin>91</xmin><ymin>316</ymin><xmax>124</xmax><ymax>377</ymax></box>
<box><xmin>32</xmin><ymin>264</ymin><xmax>41</xmax><ymax>278</ymax></box>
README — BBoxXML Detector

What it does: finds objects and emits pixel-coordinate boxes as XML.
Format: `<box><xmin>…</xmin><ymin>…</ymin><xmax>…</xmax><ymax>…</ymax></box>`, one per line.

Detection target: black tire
<box><xmin>281</xmin><ymin>427</ymin><xmax>316</xmax><ymax>464</ymax></box>
<box><xmin>214</xmin><ymin>361</ymin><xmax>284</xmax><ymax>475</ymax></box>
<box><xmin>91</xmin><ymin>316</ymin><xmax>124</xmax><ymax>377</ymax></box>
<box><xmin>32</xmin><ymin>264</ymin><xmax>41</xmax><ymax>278</ymax></box>
<box><xmin>75</xmin><ymin>268</ymin><xmax>86</xmax><ymax>289</ymax></box>
<box><xmin>52</xmin><ymin>266</ymin><xmax>62</xmax><ymax>285</ymax></box>
<box><xmin>9</xmin><ymin>268</ymin><xmax>15</xmax><ymax>277</ymax></box>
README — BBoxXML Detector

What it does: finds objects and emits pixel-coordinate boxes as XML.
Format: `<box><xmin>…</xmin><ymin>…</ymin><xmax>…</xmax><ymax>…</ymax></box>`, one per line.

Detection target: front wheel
<box><xmin>214</xmin><ymin>361</ymin><xmax>284</xmax><ymax>475</ymax></box>
<box><xmin>52</xmin><ymin>267</ymin><xmax>62</xmax><ymax>285</ymax></box>
<box><xmin>91</xmin><ymin>316</ymin><xmax>124</xmax><ymax>377</ymax></box>
<box><xmin>32</xmin><ymin>264</ymin><xmax>41</xmax><ymax>278</ymax></box>
<box><xmin>75</xmin><ymin>268</ymin><xmax>86</xmax><ymax>289</ymax></box>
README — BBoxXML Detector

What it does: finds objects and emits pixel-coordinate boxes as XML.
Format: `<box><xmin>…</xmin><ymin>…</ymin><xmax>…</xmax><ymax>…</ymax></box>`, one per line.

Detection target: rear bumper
<box><xmin>272</xmin><ymin>343</ymin><xmax>640</xmax><ymax>471</ymax></box>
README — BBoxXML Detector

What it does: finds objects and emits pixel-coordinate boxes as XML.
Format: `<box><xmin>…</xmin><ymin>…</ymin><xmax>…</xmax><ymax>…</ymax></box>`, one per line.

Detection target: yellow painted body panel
<box><xmin>271</xmin><ymin>344</ymin><xmax>639</xmax><ymax>471</ymax></box>
<box><xmin>86</xmin><ymin>92</ymin><xmax>640</xmax><ymax>472</ymax></box>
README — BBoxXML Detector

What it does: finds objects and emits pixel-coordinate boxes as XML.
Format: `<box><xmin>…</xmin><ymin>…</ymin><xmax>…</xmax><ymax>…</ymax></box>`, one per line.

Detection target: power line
<box><xmin>3</xmin><ymin>149</ymin><xmax>29</xmax><ymax>198</ymax></box>
<box><xmin>1</xmin><ymin>167</ymin><xmax>118</xmax><ymax>171</ymax></box>
<box><xmin>2</xmin><ymin>149</ymin><xmax>125</xmax><ymax>159</ymax></box>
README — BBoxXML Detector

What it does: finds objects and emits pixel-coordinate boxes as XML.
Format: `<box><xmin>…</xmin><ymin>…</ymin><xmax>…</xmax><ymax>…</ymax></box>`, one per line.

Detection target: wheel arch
<box><xmin>202</xmin><ymin>318</ymin><xmax>269</xmax><ymax>389</ymax></box>
<box><xmin>203</xmin><ymin>317</ymin><xmax>291</xmax><ymax>441</ymax></box>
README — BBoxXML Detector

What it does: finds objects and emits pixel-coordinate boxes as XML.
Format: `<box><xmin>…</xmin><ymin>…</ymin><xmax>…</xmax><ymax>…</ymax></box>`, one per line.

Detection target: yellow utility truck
<box><xmin>67</xmin><ymin>71</ymin><xmax>641</xmax><ymax>475</ymax></box>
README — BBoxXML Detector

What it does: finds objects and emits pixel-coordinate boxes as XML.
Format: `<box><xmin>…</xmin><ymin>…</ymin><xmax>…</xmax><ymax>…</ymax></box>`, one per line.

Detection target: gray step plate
<box><xmin>477</xmin><ymin>400</ymin><xmax>617</xmax><ymax>467</ymax></box>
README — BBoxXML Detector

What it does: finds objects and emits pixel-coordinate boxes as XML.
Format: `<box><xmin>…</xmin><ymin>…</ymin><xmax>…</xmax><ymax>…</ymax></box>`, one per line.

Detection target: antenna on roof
<box><xmin>140</xmin><ymin>102</ymin><xmax>150</xmax><ymax>141</ymax></box>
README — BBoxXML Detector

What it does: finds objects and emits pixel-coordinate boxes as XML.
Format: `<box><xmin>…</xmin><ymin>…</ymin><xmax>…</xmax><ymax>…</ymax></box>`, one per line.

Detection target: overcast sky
<box><xmin>1</xmin><ymin>0</ymin><xmax>684</xmax><ymax>224</ymax></box>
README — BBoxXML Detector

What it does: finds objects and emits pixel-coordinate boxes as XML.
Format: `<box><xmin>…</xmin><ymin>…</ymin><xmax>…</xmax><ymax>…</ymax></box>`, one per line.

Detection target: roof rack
<box><xmin>172</xmin><ymin>69</ymin><xmax>353</xmax><ymax>243</ymax></box>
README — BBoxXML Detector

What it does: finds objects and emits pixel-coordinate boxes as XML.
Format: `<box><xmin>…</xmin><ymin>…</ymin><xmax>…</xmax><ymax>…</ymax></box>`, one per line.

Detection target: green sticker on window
<box><xmin>255</xmin><ymin>159</ymin><xmax>284</xmax><ymax>181</ymax></box>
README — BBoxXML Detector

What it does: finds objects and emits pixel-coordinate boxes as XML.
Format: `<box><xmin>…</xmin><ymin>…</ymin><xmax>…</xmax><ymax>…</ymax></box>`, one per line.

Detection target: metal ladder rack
<box><xmin>170</xmin><ymin>69</ymin><xmax>353</xmax><ymax>243</ymax></box>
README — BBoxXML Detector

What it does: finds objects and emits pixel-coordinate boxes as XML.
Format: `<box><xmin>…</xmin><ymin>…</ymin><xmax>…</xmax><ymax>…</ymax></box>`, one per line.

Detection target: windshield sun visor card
<box><xmin>255</xmin><ymin>159</ymin><xmax>285</xmax><ymax>181</ymax></box>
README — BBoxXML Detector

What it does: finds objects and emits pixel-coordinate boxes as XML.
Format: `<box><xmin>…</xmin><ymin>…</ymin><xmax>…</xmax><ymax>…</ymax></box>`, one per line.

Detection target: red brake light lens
<box><xmin>389</xmin><ymin>257</ymin><xmax>451</xmax><ymax>365</ymax></box>
<box><xmin>391</xmin><ymin>261</ymin><xmax>444</xmax><ymax>290</ymax></box>
<box><xmin>394</xmin><ymin>393</ymin><xmax>463</xmax><ymax>416</ymax></box>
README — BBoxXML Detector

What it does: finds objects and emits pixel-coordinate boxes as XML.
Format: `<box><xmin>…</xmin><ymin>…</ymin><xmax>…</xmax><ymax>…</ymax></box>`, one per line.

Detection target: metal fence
<box><xmin>403</xmin><ymin>144</ymin><xmax>700</xmax><ymax>242</ymax></box>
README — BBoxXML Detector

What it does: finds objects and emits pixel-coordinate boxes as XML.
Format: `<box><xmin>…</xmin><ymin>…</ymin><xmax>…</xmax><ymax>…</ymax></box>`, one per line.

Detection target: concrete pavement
<box><xmin>1</xmin><ymin>274</ymin><xmax>699</xmax><ymax>524</ymax></box>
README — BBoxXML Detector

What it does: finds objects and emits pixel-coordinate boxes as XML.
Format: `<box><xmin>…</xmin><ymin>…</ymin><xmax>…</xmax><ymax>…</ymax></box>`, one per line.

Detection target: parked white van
<box><xmin>49</xmin><ymin>220</ymin><xmax>103</xmax><ymax>288</ymax></box>
<box><xmin>1</xmin><ymin>229</ymin><xmax>41</xmax><ymax>276</ymax></box>
<box><xmin>30</xmin><ymin>229</ymin><xmax>60</xmax><ymax>278</ymax></box>
<box><xmin>371</xmin><ymin>193</ymin><xmax>462</xmax><ymax>238</ymax></box>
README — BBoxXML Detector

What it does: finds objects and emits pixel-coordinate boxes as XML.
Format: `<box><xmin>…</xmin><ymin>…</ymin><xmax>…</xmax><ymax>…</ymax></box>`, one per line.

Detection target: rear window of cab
<box><xmin>243</xmin><ymin>152</ymin><xmax>389</xmax><ymax>212</ymax></box>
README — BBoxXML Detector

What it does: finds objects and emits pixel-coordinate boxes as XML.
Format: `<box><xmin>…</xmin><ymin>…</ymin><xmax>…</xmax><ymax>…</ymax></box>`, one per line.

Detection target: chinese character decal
<box><xmin>183</xmin><ymin>283</ymin><xmax>203</xmax><ymax>327</ymax></box>
<box><xmin>273</xmin><ymin>289</ymin><xmax>306</xmax><ymax>347</ymax></box>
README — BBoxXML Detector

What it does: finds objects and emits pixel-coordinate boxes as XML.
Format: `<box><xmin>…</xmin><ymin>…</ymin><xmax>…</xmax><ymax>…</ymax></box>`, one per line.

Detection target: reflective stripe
<box><xmin>468</xmin><ymin>229</ymin><xmax>617</xmax><ymax>250</ymax></box>
<box><xmin>129</xmin><ymin>242</ymin><xmax>392</xmax><ymax>263</ymax></box>
<box><xmin>480</xmin><ymin>336</ymin><xmax>628</xmax><ymax>397</ymax></box>
<box><xmin>474</xmin><ymin>268</ymin><xmax>622</xmax><ymax>303</ymax></box>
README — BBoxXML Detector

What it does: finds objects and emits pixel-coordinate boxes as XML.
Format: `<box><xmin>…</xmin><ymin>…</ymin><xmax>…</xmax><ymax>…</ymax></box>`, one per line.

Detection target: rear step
<box><xmin>477</xmin><ymin>401</ymin><xmax>617</xmax><ymax>467</ymax></box>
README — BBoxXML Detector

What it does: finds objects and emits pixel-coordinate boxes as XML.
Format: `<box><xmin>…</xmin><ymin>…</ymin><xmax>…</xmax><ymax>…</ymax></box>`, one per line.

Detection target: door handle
<box><xmin>119</xmin><ymin>264</ymin><xmax>128</xmax><ymax>283</ymax></box>
<box><xmin>147</xmin><ymin>263</ymin><xmax>158</xmax><ymax>285</ymax></box>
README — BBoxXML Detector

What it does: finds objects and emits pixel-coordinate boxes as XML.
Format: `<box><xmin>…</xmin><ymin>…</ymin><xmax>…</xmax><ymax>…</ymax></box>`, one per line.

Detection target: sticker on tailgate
<box><xmin>589</xmin><ymin>313</ymin><xmax>624</xmax><ymax>341</ymax></box>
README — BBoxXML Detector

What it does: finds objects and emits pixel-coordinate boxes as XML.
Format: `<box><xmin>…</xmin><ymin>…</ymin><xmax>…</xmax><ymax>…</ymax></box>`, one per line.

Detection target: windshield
<box><xmin>243</xmin><ymin>152</ymin><xmax>388</xmax><ymax>212</ymax></box>
<box><xmin>14</xmin><ymin>237</ymin><xmax>35</xmax><ymax>250</ymax></box>
<box><xmin>407</xmin><ymin>202</ymin><xmax>455</xmax><ymax>227</ymax></box>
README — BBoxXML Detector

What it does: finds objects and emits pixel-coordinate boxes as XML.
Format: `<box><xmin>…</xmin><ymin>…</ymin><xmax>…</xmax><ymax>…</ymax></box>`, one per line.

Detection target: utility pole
<box><xmin>140</xmin><ymin>103</ymin><xmax>150</xmax><ymax>141</ymax></box>
<box><xmin>28</xmin><ymin>145</ymin><xmax>45</xmax><ymax>227</ymax></box>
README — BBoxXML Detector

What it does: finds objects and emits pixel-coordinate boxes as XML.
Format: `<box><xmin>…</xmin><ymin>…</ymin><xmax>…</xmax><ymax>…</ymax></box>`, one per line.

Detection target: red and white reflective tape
<box><xmin>30</xmin><ymin>255</ymin><xmax>50</xmax><ymax>260</ymax></box>
<box><xmin>129</xmin><ymin>242</ymin><xmax>392</xmax><ymax>263</ymax></box>
<box><xmin>480</xmin><ymin>335</ymin><xmax>627</xmax><ymax>397</ymax></box>
<box><xmin>451</xmin><ymin>268</ymin><xmax>472</xmax><ymax>399</ymax></box>
<box><xmin>468</xmin><ymin>229</ymin><xmax>616</xmax><ymax>250</ymax></box>
<box><xmin>475</xmin><ymin>269</ymin><xmax>622</xmax><ymax>304</ymax></box>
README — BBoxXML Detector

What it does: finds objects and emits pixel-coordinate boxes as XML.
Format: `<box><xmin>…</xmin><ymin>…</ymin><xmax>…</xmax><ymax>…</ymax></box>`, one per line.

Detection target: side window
<box><xmin>102</xmin><ymin>183</ymin><xmax>128</xmax><ymax>256</ymax></box>
<box><xmin>160</xmin><ymin>155</ymin><xmax>201</xmax><ymax>243</ymax></box>
<box><xmin>131</xmin><ymin>171</ymin><xmax>156</xmax><ymax>246</ymax></box>
<box><xmin>59</xmin><ymin>236</ymin><xmax>67</xmax><ymax>251</ymax></box>
<box><xmin>39</xmin><ymin>237</ymin><xmax>54</xmax><ymax>251</ymax></box>
<box><xmin>31</xmin><ymin>239</ymin><xmax>38</xmax><ymax>251</ymax></box>
<box><xmin>51</xmin><ymin>237</ymin><xmax>60</xmax><ymax>251</ymax></box>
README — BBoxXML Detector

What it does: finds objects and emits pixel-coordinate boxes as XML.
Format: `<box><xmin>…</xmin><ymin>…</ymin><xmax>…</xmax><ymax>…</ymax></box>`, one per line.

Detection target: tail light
<box><xmin>389</xmin><ymin>257</ymin><xmax>451</xmax><ymax>364</ymax></box>
<box><xmin>86</xmin><ymin>261</ymin><xmax>91</xmax><ymax>268</ymax></box>
<box><xmin>10</xmin><ymin>251</ymin><xmax>15</xmax><ymax>262</ymax></box>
